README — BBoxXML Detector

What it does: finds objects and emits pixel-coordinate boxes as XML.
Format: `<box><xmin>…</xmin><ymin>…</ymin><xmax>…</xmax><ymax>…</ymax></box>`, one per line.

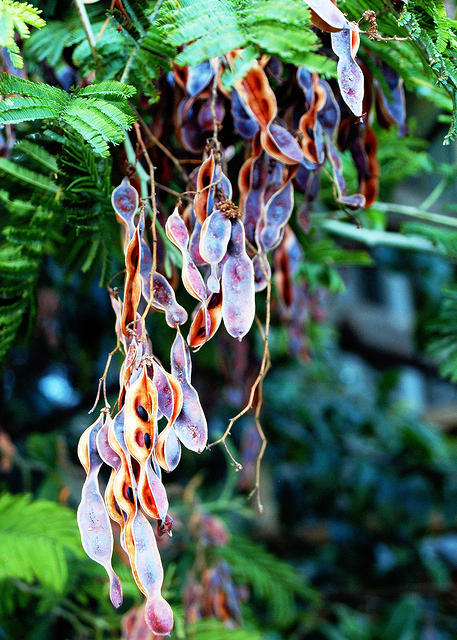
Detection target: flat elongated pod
<box><xmin>122</xmin><ymin>226</ymin><xmax>142</xmax><ymax>336</ymax></box>
<box><xmin>259</xmin><ymin>168</ymin><xmax>296</xmax><ymax>252</ymax></box>
<box><xmin>171</xmin><ymin>332</ymin><xmax>207</xmax><ymax>452</ymax></box>
<box><xmin>112</xmin><ymin>177</ymin><xmax>139</xmax><ymax>241</ymax></box>
<box><xmin>200</xmin><ymin>209</ymin><xmax>232</xmax><ymax>265</ymax></box>
<box><xmin>262</xmin><ymin>122</ymin><xmax>303</xmax><ymax>165</ymax></box>
<box><xmin>199</xmin><ymin>208</ymin><xmax>232</xmax><ymax>292</ymax></box>
<box><xmin>331</xmin><ymin>26</ymin><xmax>364</xmax><ymax>117</ymax></box>
<box><xmin>97</xmin><ymin>415</ymin><xmax>125</xmax><ymax>531</ymax></box>
<box><xmin>298</xmin><ymin>71</ymin><xmax>326</xmax><ymax>166</ymax></box>
<box><xmin>194</xmin><ymin>155</ymin><xmax>215</xmax><ymax>224</ymax></box>
<box><xmin>188</xmin><ymin>290</ymin><xmax>223</xmax><ymax>349</ymax></box>
<box><xmin>151</xmin><ymin>272</ymin><xmax>188</xmax><ymax>327</ymax></box>
<box><xmin>77</xmin><ymin>414</ymin><xmax>123</xmax><ymax>608</ymax></box>
<box><xmin>189</xmin><ymin>221</ymin><xmax>206</xmax><ymax>266</ymax></box>
<box><xmin>303</xmin><ymin>0</ymin><xmax>348</xmax><ymax>32</ymax></box>
<box><xmin>165</xmin><ymin>209</ymin><xmax>207</xmax><ymax>302</ymax></box>
<box><xmin>153</xmin><ymin>362</ymin><xmax>183</xmax><ymax>472</ymax></box>
<box><xmin>222</xmin><ymin>220</ymin><xmax>255</xmax><ymax>340</ymax></box>
<box><xmin>130</xmin><ymin>510</ymin><xmax>173</xmax><ymax>635</ymax></box>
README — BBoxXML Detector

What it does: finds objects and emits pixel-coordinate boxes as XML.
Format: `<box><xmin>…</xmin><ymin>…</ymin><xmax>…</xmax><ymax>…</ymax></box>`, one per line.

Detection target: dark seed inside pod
<box><xmin>115</xmin><ymin>501</ymin><xmax>121</xmax><ymax>515</ymax></box>
<box><xmin>144</xmin><ymin>432</ymin><xmax>151</xmax><ymax>448</ymax></box>
<box><xmin>137</xmin><ymin>405</ymin><xmax>148</xmax><ymax>421</ymax></box>
<box><xmin>127</xmin><ymin>486</ymin><xmax>135</xmax><ymax>504</ymax></box>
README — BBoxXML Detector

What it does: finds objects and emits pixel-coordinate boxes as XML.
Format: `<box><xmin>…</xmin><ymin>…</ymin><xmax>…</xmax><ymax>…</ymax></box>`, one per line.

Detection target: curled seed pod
<box><xmin>194</xmin><ymin>155</ymin><xmax>215</xmax><ymax>224</ymax></box>
<box><xmin>124</xmin><ymin>367</ymin><xmax>169</xmax><ymax>521</ymax></box>
<box><xmin>331</xmin><ymin>26</ymin><xmax>364</xmax><ymax>117</ymax></box>
<box><xmin>152</xmin><ymin>361</ymin><xmax>183</xmax><ymax>472</ymax></box>
<box><xmin>171</xmin><ymin>331</ymin><xmax>207</xmax><ymax>453</ymax></box>
<box><xmin>121</xmin><ymin>226</ymin><xmax>142</xmax><ymax>336</ymax></box>
<box><xmin>108</xmin><ymin>409</ymin><xmax>138</xmax><ymax>559</ymax></box>
<box><xmin>151</xmin><ymin>272</ymin><xmax>188</xmax><ymax>327</ymax></box>
<box><xmin>77</xmin><ymin>414</ymin><xmax>123</xmax><ymax>608</ymax></box>
<box><xmin>221</xmin><ymin>220</ymin><xmax>255</xmax><ymax>340</ymax></box>
<box><xmin>234</xmin><ymin>61</ymin><xmax>303</xmax><ymax>165</ymax></box>
<box><xmin>259</xmin><ymin>166</ymin><xmax>297</xmax><ymax>252</ymax></box>
<box><xmin>188</xmin><ymin>290</ymin><xmax>223</xmax><ymax>349</ymax></box>
<box><xmin>111</xmin><ymin>176</ymin><xmax>139</xmax><ymax>242</ymax></box>
<box><xmin>298</xmin><ymin>70</ymin><xmax>326</xmax><ymax>166</ymax></box>
<box><xmin>231</xmin><ymin>88</ymin><xmax>260</xmax><ymax>140</ymax></box>
<box><xmin>166</xmin><ymin>209</ymin><xmax>210</xmax><ymax>339</ymax></box>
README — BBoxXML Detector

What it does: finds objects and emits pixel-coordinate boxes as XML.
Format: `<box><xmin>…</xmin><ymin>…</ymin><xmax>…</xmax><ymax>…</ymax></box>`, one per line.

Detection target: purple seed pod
<box><xmin>331</xmin><ymin>26</ymin><xmax>364</xmax><ymax>117</ymax></box>
<box><xmin>131</xmin><ymin>510</ymin><xmax>174</xmax><ymax>636</ymax></box>
<box><xmin>259</xmin><ymin>177</ymin><xmax>294</xmax><ymax>252</ymax></box>
<box><xmin>243</xmin><ymin>151</ymin><xmax>269</xmax><ymax>247</ymax></box>
<box><xmin>186</xmin><ymin>61</ymin><xmax>214</xmax><ymax>97</ymax></box>
<box><xmin>170</xmin><ymin>332</ymin><xmax>207</xmax><ymax>452</ymax></box>
<box><xmin>265</xmin><ymin>121</ymin><xmax>304</xmax><ymax>164</ymax></box>
<box><xmin>221</xmin><ymin>220</ymin><xmax>255</xmax><ymax>340</ymax></box>
<box><xmin>112</xmin><ymin>177</ymin><xmax>139</xmax><ymax>241</ymax></box>
<box><xmin>77</xmin><ymin>414</ymin><xmax>123</xmax><ymax>609</ymax></box>
<box><xmin>232</xmin><ymin>89</ymin><xmax>260</xmax><ymax>140</ymax></box>
<box><xmin>189</xmin><ymin>221</ymin><xmax>207</xmax><ymax>266</ymax></box>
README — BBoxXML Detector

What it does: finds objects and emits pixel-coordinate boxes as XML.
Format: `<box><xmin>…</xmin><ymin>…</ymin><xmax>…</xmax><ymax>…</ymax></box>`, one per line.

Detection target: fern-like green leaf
<box><xmin>157</xmin><ymin>0</ymin><xmax>329</xmax><ymax>74</ymax></box>
<box><xmin>0</xmin><ymin>73</ymin><xmax>136</xmax><ymax>156</ymax></box>
<box><xmin>0</xmin><ymin>493</ymin><xmax>82</xmax><ymax>592</ymax></box>
<box><xmin>0</xmin><ymin>0</ymin><xmax>45</xmax><ymax>68</ymax></box>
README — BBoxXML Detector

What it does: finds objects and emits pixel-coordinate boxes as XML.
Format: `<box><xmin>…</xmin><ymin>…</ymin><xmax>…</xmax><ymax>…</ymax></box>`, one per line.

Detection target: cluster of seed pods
<box><xmin>78</xmin><ymin>4</ymin><xmax>411</xmax><ymax>632</ymax></box>
<box><xmin>77</xmin><ymin>177</ymin><xmax>210</xmax><ymax>636</ymax></box>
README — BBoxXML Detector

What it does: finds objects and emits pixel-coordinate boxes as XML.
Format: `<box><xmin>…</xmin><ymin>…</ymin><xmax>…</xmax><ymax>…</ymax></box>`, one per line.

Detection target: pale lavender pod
<box><xmin>221</xmin><ymin>220</ymin><xmax>255</xmax><ymax>340</ymax></box>
<box><xmin>331</xmin><ymin>26</ymin><xmax>364</xmax><ymax>117</ymax></box>
<box><xmin>77</xmin><ymin>414</ymin><xmax>123</xmax><ymax>608</ymax></box>
<box><xmin>112</xmin><ymin>177</ymin><xmax>139</xmax><ymax>240</ymax></box>
<box><xmin>252</xmin><ymin>253</ymin><xmax>271</xmax><ymax>292</ymax></box>
<box><xmin>170</xmin><ymin>332</ymin><xmax>207</xmax><ymax>452</ymax></box>
<box><xmin>189</xmin><ymin>220</ymin><xmax>207</xmax><ymax>266</ymax></box>
<box><xmin>152</xmin><ymin>361</ymin><xmax>175</xmax><ymax>419</ymax></box>
<box><xmin>259</xmin><ymin>179</ymin><xmax>294</xmax><ymax>252</ymax></box>
<box><xmin>131</xmin><ymin>510</ymin><xmax>174</xmax><ymax>636</ymax></box>
<box><xmin>151</xmin><ymin>272</ymin><xmax>188</xmax><ymax>327</ymax></box>
<box><xmin>199</xmin><ymin>208</ymin><xmax>232</xmax><ymax>292</ymax></box>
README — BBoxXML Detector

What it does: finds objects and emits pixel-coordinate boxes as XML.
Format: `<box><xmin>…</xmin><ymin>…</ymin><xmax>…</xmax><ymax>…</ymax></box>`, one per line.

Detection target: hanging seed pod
<box><xmin>77</xmin><ymin>414</ymin><xmax>123</xmax><ymax>609</ymax></box>
<box><xmin>112</xmin><ymin>176</ymin><xmax>139</xmax><ymax>242</ymax></box>
<box><xmin>170</xmin><ymin>331</ymin><xmax>208</xmax><ymax>452</ymax></box>
<box><xmin>188</xmin><ymin>290</ymin><xmax>223</xmax><ymax>349</ymax></box>
<box><xmin>221</xmin><ymin>219</ymin><xmax>255</xmax><ymax>340</ymax></box>
<box><xmin>331</xmin><ymin>26</ymin><xmax>364</xmax><ymax>117</ymax></box>
<box><xmin>121</xmin><ymin>225</ymin><xmax>142</xmax><ymax>336</ymax></box>
<box><xmin>153</xmin><ymin>362</ymin><xmax>183</xmax><ymax>472</ymax></box>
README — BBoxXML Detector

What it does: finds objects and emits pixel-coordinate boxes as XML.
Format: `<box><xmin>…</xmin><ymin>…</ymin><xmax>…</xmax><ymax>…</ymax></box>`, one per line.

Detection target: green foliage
<box><xmin>0</xmin><ymin>74</ymin><xmax>136</xmax><ymax>156</ymax></box>
<box><xmin>0</xmin><ymin>493</ymin><xmax>81</xmax><ymax>592</ymax></box>
<box><xmin>0</xmin><ymin>0</ymin><xmax>45</xmax><ymax>68</ymax></box>
<box><xmin>216</xmin><ymin>534</ymin><xmax>317</xmax><ymax>628</ymax></box>
<box><xmin>157</xmin><ymin>0</ymin><xmax>333</xmax><ymax>74</ymax></box>
<box><xmin>426</xmin><ymin>285</ymin><xmax>457</xmax><ymax>382</ymax></box>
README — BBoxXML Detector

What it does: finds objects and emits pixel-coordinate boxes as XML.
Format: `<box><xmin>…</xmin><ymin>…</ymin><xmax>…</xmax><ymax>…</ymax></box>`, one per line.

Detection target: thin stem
<box><xmin>322</xmin><ymin>219</ymin><xmax>436</xmax><ymax>252</ymax></box>
<box><xmin>134</xmin><ymin>109</ymin><xmax>189</xmax><ymax>182</ymax></box>
<box><xmin>74</xmin><ymin>0</ymin><xmax>97</xmax><ymax>64</ymax></box>
<box><xmin>374</xmin><ymin>201</ymin><xmax>457</xmax><ymax>229</ymax></box>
